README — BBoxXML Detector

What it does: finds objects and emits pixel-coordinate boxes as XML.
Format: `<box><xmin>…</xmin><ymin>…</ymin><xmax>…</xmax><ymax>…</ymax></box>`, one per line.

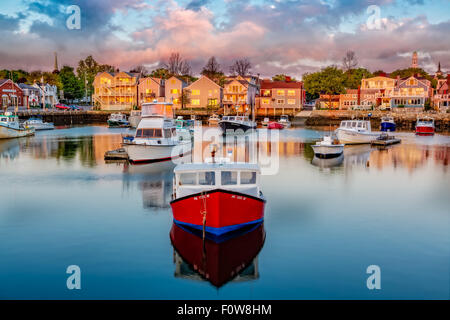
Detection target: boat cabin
<box><xmin>0</xmin><ymin>113</ymin><xmax>21</xmax><ymax>129</ymax></box>
<box><xmin>142</xmin><ymin>102</ymin><xmax>174</xmax><ymax>119</ymax></box>
<box><xmin>222</xmin><ymin>116</ymin><xmax>250</xmax><ymax>122</ymax></box>
<box><xmin>173</xmin><ymin>162</ymin><xmax>261</xmax><ymax>199</ymax></box>
<box><xmin>339</xmin><ymin>120</ymin><xmax>372</xmax><ymax>132</ymax></box>
<box><xmin>416</xmin><ymin>117</ymin><xmax>434</xmax><ymax>126</ymax></box>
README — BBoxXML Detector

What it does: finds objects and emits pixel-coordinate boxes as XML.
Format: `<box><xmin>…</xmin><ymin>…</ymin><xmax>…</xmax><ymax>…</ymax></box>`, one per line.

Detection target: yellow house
<box><xmin>185</xmin><ymin>75</ymin><xmax>222</xmax><ymax>109</ymax></box>
<box><xmin>165</xmin><ymin>76</ymin><xmax>188</xmax><ymax>109</ymax></box>
<box><xmin>361</xmin><ymin>76</ymin><xmax>396</xmax><ymax>109</ymax></box>
<box><xmin>223</xmin><ymin>75</ymin><xmax>258</xmax><ymax>113</ymax></box>
<box><xmin>93</xmin><ymin>71</ymin><xmax>139</xmax><ymax>111</ymax></box>
<box><xmin>138</xmin><ymin>77</ymin><xmax>165</xmax><ymax>107</ymax></box>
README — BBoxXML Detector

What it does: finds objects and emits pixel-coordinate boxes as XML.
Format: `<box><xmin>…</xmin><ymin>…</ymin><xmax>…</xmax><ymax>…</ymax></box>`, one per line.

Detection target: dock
<box><xmin>371</xmin><ymin>138</ymin><xmax>401</xmax><ymax>146</ymax></box>
<box><xmin>104</xmin><ymin>148</ymin><xmax>129</xmax><ymax>160</ymax></box>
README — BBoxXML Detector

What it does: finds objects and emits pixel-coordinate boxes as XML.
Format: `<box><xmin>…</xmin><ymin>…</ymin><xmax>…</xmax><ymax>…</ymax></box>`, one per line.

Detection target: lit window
<box><xmin>277</xmin><ymin>90</ymin><xmax>285</xmax><ymax>96</ymax></box>
<box><xmin>191</xmin><ymin>99</ymin><xmax>200</xmax><ymax>105</ymax></box>
<box><xmin>192</xmin><ymin>89</ymin><xmax>200</xmax><ymax>95</ymax></box>
<box><xmin>287</xmin><ymin>99</ymin><xmax>296</xmax><ymax>105</ymax></box>
<box><xmin>173</xmin><ymin>99</ymin><xmax>180</xmax><ymax>104</ymax></box>
<box><xmin>262</xmin><ymin>98</ymin><xmax>270</xmax><ymax>104</ymax></box>
<box><xmin>287</xmin><ymin>90</ymin><xmax>295</xmax><ymax>96</ymax></box>
<box><xmin>171</xmin><ymin>89</ymin><xmax>178</xmax><ymax>94</ymax></box>
<box><xmin>277</xmin><ymin>99</ymin><xmax>284</xmax><ymax>104</ymax></box>
<box><xmin>146</xmin><ymin>89</ymin><xmax>152</xmax><ymax>94</ymax></box>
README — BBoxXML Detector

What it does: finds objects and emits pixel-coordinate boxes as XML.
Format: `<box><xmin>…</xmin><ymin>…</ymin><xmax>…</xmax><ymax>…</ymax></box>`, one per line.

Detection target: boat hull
<box><xmin>311</xmin><ymin>145</ymin><xmax>344</xmax><ymax>158</ymax></box>
<box><xmin>219</xmin><ymin>121</ymin><xmax>256</xmax><ymax>134</ymax></box>
<box><xmin>0</xmin><ymin>125</ymin><xmax>35</xmax><ymax>139</ymax></box>
<box><xmin>171</xmin><ymin>189</ymin><xmax>265</xmax><ymax>236</ymax></box>
<box><xmin>268</xmin><ymin>122</ymin><xmax>284</xmax><ymax>130</ymax></box>
<box><xmin>123</xmin><ymin>141</ymin><xmax>191</xmax><ymax>164</ymax></box>
<box><xmin>380</xmin><ymin>122</ymin><xmax>396</xmax><ymax>132</ymax></box>
<box><xmin>129</xmin><ymin>116</ymin><xmax>141</xmax><ymax>128</ymax></box>
<box><xmin>415</xmin><ymin>126</ymin><xmax>434</xmax><ymax>135</ymax></box>
<box><xmin>336</xmin><ymin>128</ymin><xmax>379</xmax><ymax>144</ymax></box>
<box><xmin>108</xmin><ymin>120</ymin><xmax>130</xmax><ymax>128</ymax></box>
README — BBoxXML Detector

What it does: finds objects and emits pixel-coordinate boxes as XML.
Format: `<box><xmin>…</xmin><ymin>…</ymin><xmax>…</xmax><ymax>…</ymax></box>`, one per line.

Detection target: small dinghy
<box><xmin>311</xmin><ymin>136</ymin><xmax>344</xmax><ymax>159</ymax></box>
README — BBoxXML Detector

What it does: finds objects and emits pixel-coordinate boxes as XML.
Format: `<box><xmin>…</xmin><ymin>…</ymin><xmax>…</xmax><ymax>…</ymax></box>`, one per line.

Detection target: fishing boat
<box><xmin>261</xmin><ymin>117</ymin><xmax>270</xmax><ymax>127</ymax></box>
<box><xmin>267</xmin><ymin>121</ymin><xmax>284</xmax><ymax>130</ymax></box>
<box><xmin>311</xmin><ymin>136</ymin><xmax>344</xmax><ymax>159</ymax></box>
<box><xmin>208</xmin><ymin>114</ymin><xmax>220</xmax><ymax>126</ymax></box>
<box><xmin>24</xmin><ymin>117</ymin><xmax>54</xmax><ymax>131</ymax></box>
<box><xmin>171</xmin><ymin>222</ymin><xmax>265</xmax><ymax>287</ymax></box>
<box><xmin>279</xmin><ymin>115</ymin><xmax>291</xmax><ymax>128</ymax></box>
<box><xmin>335</xmin><ymin>120</ymin><xmax>380</xmax><ymax>144</ymax></box>
<box><xmin>129</xmin><ymin>110</ymin><xmax>142</xmax><ymax>128</ymax></box>
<box><xmin>219</xmin><ymin>115</ymin><xmax>256</xmax><ymax>133</ymax></box>
<box><xmin>380</xmin><ymin>116</ymin><xmax>396</xmax><ymax>132</ymax></box>
<box><xmin>107</xmin><ymin>113</ymin><xmax>130</xmax><ymax>128</ymax></box>
<box><xmin>0</xmin><ymin>113</ymin><xmax>35</xmax><ymax>139</ymax></box>
<box><xmin>122</xmin><ymin>102</ymin><xmax>192</xmax><ymax>164</ymax></box>
<box><xmin>415</xmin><ymin>116</ymin><xmax>435</xmax><ymax>135</ymax></box>
<box><xmin>170</xmin><ymin>159</ymin><xmax>265</xmax><ymax>237</ymax></box>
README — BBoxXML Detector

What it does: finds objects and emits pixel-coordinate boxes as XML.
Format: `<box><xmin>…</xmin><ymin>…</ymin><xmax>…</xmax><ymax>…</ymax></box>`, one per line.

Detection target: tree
<box><xmin>373</xmin><ymin>70</ymin><xmax>387</xmax><ymax>77</ymax></box>
<box><xmin>202</xmin><ymin>57</ymin><xmax>222</xmax><ymax>76</ymax></box>
<box><xmin>180</xmin><ymin>89</ymin><xmax>191</xmax><ymax>109</ymax></box>
<box><xmin>164</xmin><ymin>52</ymin><xmax>191</xmax><ymax>76</ymax></box>
<box><xmin>303</xmin><ymin>66</ymin><xmax>345</xmax><ymax>103</ymax></box>
<box><xmin>150</xmin><ymin>68</ymin><xmax>171</xmax><ymax>79</ymax></box>
<box><xmin>130</xmin><ymin>65</ymin><xmax>149</xmax><ymax>76</ymax></box>
<box><xmin>342</xmin><ymin>51</ymin><xmax>358</xmax><ymax>72</ymax></box>
<box><xmin>272</xmin><ymin>74</ymin><xmax>297</xmax><ymax>82</ymax></box>
<box><xmin>229</xmin><ymin>58</ymin><xmax>252</xmax><ymax>77</ymax></box>
<box><xmin>344</xmin><ymin>68</ymin><xmax>373</xmax><ymax>89</ymax></box>
<box><xmin>76</xmin><ymin>55</ymin><xmax>115</xmax><ymax>97</ymax></box>
<box><xmin>59</xmin><ymin>66</ymin><xmax>83</xmax><ymax>101</ymax></box>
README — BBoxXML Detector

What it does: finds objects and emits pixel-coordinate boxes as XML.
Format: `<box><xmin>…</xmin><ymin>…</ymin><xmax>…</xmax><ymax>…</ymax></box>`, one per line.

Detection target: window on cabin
<box><xmin>179</xmin><ymin>173</ymin><xmax>196</xmax><ymax>185</ymax></box>
<box><xmin>351</xmin><ymin>122</ymin><xmax>356</xmax><ymax>128</ymax></box>
<box><xmin>164</xmin><ymin>129</ymin><xmax>171</xmax><ymax>138</ymax></box>
<box><xmin>141</xmin><ymin>129</ymin><xmax>163</xmax><ymax>138</ymax></box>
<box><xmin>199</xmin><ymin>172</ymin><xmax>215</xmax><ymax>185</ymax></box>
<box><xmin>241</xmin><ymin>172</ymin><xmax>256</xmax><ymax>184</ymax></box>
<box><xmin>221</xmin><ymin>171</ymin><xmax>237</xmax><ymax>185</ymax></box>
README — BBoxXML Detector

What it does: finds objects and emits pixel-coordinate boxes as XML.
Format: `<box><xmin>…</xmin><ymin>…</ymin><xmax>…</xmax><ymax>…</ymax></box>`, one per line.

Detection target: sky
<box><xmin>0</xmin><ymin>0</ymin><xmax>449</xmax><ymax>79</ymax></box>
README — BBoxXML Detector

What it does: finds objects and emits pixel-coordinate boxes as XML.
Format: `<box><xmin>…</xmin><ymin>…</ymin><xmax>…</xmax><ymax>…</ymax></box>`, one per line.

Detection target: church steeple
<box><xmin>411</xmin><ymin>51</ymin><xmax>418</xmax><ymax>69</ymax></box>
<box><xmin>435</xmin><ymin>61</ymin><xmax>443</xmax><ymax>78</ymax></box>
<box><xmin>53</xmin><ymin>52</ymin><xmax>59</xmax><ymax>74</ymax></box>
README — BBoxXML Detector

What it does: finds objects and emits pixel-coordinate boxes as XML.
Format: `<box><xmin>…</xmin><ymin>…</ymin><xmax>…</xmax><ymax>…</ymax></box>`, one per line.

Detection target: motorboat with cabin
<box><xmin>0</xmin><ymin>113</ymin><xmax>35</xmax><ymax>139</ymax></box>
<box><xmin>219</xmin><ymin>115</ymin><xmax>256</xmax><ymax>133</ymax></box>
<box><xmin>335</xmin><ymin>120</ymin><xmax>380</xmax><ymax>144</ymax></box>
<box><xmin>24</xmin><ymin>116</ymin><xmax>54</xmax><ymax>131</ymax></box>
<box><xmin>122</xmin><ymin>102</ymin><xmax>192</xmax><ymax>164</ymax></box>
<box><xmin>415</xmin><ymin>116</ymin><xmax>435</xmax><ymax>135</ymax></box>
<box><xmin>129</xmin><ymin>110</ymin><xmax>142</xmax><ymax>128</ymax></box>
<box><xmin>208</xmin><ymin>114</ymin><xmax>221</xmax><ymax>126</ymax></box>
<box><xmin>107</xmin><ymin>113</ymin><xmax>130</xmax><ymax>128</ymax></box>
<box><xmin>311</xmin><ymin>135</ymin><xmax>344</xmax><ymax>159</ymax></box>
<box><xmin>279</xmin><ymin>115</ymin><xmax>291</xmax><ymax>128</ymax></box>
<box><xmin>261</xmin><ymin>117</ymin><xmax>270</xmax><ymax>127</ymax></box>
<box><xmin>380</xmin><ymin>116</ymin><xmax>396</xmax><ymax>132</ymax></box>
<box><xmin>170</xmin><ymin>159</ymin><xmax>265</xmax><ymax>237</ymax></box>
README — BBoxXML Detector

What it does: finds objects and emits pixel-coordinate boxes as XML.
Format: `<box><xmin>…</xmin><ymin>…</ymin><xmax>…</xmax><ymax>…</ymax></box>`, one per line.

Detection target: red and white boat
<box><xmin>170</xmin><ymin>160</ymin><xmax>265</xmax><ymax>237</ymax></box>
<box><xmin>415</xmin><ymin>116</ymin><xmax>435</xmax><ymax>135</ymax></box>
<box><xmin>267</xmin><ymin>121</ymin><xmax>284</xmax><ymax>130</ymax></box>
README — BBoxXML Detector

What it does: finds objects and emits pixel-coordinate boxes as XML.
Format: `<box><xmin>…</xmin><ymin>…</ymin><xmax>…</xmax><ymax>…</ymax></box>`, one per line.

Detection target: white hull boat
<box><xmin>311</xmin><ymin>136</ymin><xmax>344</xmax><ymax>159</ymax></box>
<box><xmin>24</xmin><ymin>118</ymin><xmax>54</xmax><ymax>131</ymax></box>
<box><xmin>335</xmin><ymin>120</ymin><xmax>380</xmax><ymax>144</ymax></box>
<box><xmin>0</xmin><ymin>113</ymin><xmax>35</xmax><ymax>139</ymax></box>
<box><xmin>279</xmin><ymin>115</ymin><xmax>291</xmax><ymax>128</ymax></box>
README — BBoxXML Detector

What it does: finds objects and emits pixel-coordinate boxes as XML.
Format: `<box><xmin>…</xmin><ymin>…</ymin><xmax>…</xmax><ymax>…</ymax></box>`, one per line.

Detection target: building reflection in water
<box><xmin>170</xmin><ymin>222</ymin><xmax>265</xmax><ymax>288</ymax></box>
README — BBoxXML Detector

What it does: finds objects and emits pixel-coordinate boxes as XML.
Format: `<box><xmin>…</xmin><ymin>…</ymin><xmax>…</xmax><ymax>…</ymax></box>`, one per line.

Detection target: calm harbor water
<box><xmin>0</xmin><ymin>125</ymin><xmax>449</xmax><ymax>299</ymax></box>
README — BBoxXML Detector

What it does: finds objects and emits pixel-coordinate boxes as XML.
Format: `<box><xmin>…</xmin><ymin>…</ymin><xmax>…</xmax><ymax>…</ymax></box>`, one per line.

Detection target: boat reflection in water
<box><xmin>343</xmin><ymin>144</ymin><xmax>373</xmax><ymax>168</ymax></box>
<box><xmin>170</xmin><ymin>222</ymin><xmax>265</xmax><ymax>288</ymax></box>
<box><xmin>311</xmin><ymin>153</ymin><xmax>344</xmax><ymax>169</ymax></box>
<box><xmin>0</xmin><ymin>138</ymin><xmax>20</xmax><ymax>160</ymax></box>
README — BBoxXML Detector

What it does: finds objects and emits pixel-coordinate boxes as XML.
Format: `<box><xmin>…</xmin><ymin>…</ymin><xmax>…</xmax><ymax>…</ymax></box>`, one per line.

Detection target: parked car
<box><xmin>55</xmin><ymin>104</ymin><xmax>70</xmax><ymax>110</ymax></box>
<box><xmin>69</xmin><ymin>105</ymin><xmax>81</xmax><ymax>111</ymax></box>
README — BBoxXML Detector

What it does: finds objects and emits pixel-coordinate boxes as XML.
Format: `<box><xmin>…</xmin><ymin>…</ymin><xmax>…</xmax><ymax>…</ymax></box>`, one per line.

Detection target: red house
<box><xmin>0</xmin><ymin>79</ymin><xmax>24</xmax><ymax>109</ymax></box>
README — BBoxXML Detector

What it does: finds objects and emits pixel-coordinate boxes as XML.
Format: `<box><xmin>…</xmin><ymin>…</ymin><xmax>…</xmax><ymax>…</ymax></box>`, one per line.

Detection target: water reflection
<box><xmin>170</xmin><ymin>222</ymin><xmax>265</xmax><ymax>288</ymax></box>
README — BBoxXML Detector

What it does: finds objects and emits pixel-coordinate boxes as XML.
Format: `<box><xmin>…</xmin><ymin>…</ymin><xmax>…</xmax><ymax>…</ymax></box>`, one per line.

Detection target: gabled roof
<box><xmin>260</xmin><ymin>80</ymin><xmax>302</xmax><ymax>90</ymax></box>
<box><xmin>186</xmin><ymin>75</ymin><xmax>222</xmax><ymax>89</ymax></box>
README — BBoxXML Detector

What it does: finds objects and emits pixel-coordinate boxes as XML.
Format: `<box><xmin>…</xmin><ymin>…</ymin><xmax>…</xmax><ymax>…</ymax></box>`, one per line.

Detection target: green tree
<box><xmin>76</xmin><ymin>55</ymin><xmax>115</xmax><ymax>97</ymax></box>
<box><xmin>180</xmin><ymin>89</ymin><xmax>191</xmax><ymax>109</ymax></box>
<box><xmin>303</xmin><ymin>66</ymin><xmax>346</xmax><ymax>101</ymax></box>
<box><xmin>344</xmin><ymin>68</ymin><xmax>373</xmax><ymax>89</ymax></box>
<box><xmin>59</xmin><ymin>66</ymin><xmax>83</xmax><ymax>101</ymax></box>
<box><xmin>272</xmin><ymin>74</ymin><xmax>297</xmax><ymax>82</ymax></box>
<box><xmin>150</xmin><ymin>68</ymin><xmax>171</xmax><ymax>79</ymax></box>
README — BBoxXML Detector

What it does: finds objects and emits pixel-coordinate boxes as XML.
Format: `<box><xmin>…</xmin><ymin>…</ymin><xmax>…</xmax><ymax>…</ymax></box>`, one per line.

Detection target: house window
<box><xmin>277</xmin><ymin>99</ymin><xmax>284</xmax><ymax>104</ymax></box>
<box><xmin>263</xmin><ymin>90</ymin><xmax>271</xmax><ymax>96</ymax></box>
<box><xmin>287</xmin><ymin>90</ymin><xmax>295</xmax><ymax>96</ymax></box>
<box><xmin>145</xmin><ymin>89</ymin><xmax>152</xmax><ymax>94</ymax></box>
<box><xmin>208</xmin><ymin>99</ymin><xmax>218</xmax><ymax>106</ymax></box>
<box><xmin>171</xmin><ymin>89</ymin><xmax>178</xmax><ymax>94</ymax></box>
<box><xmin>173</xmin><ymin>98</ymin><xmax>180</xmax><ymax>104</ymax></box>
<box><xmin>262</xmin><ymin>98</ymin><xmax>270</xmax><ymax>104</ymax></box>
<box><xmin>287</xmin><ymin>99</ymin><xmax>296</xmax><ymax>105</ymax></box>
<box><xmin>191</xmin><ymin>99</ymin><xmax>200</xmax><ymax>105</ymax></box>
<box><xmin>171</xmin><ymin>80</ymin><xmax>176</xmax><ymax>84</ymax></box>
<box><xmin>277</xmin><ymin>90</ymin><xmax>285</xmax><ymax>96</ymax></box>
<box><xmin>192</xmin><ymin>89</ymin><xmax>200</xmax><ymax>95</ymax></box>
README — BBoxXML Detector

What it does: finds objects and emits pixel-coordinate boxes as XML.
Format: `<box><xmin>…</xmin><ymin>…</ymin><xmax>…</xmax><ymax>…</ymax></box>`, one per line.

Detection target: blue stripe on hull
<box><xmin>381</xmin><ymin>123</ymin><xmax>396</xmax><ymax>132</ymax></box>
<box><xmin>173</xmin><ymin>218</ymin><xmax>264</xmax><ymax>236</ymax></box>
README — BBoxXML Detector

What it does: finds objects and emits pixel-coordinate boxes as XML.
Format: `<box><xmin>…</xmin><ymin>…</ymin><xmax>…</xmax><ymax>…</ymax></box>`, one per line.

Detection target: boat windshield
<box><xmin>177</xmin><ymin>170</ymin><xmax>257</xmax><ymax>187</ymax></box>
<box><xmin>135</xmin><ymin>128</ymin><xmax>163</xmax><ymax>138</ymax></box>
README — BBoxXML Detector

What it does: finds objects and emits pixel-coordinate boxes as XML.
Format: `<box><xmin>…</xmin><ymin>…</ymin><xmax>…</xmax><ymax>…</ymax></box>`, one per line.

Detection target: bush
<box><xmin>397</xmin><ymin>104</ymin><xmax>405</xmax><ymax>108</ymax></box>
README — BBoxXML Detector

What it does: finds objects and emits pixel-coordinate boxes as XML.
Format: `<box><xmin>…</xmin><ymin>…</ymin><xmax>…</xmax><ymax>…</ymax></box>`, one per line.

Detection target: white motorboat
<box><xmin>208</xmin><ymin>114</ymin><xmax>220</xmax><ymax>126</ymax></box>
<box><xmin>122</xmin><ymin>102</ymin><xmax>192</xmax><ymax>164</ymax></box>
<box><xmin>335</xmin><ymin>120</ymin><xmax>380</xmax><ymax>144</ymax></box>
<box><xmin>0</xmin><ymin>113</ymin><xmax>35</xmax><ymax>139</ymax></box>
<box><xmin>261</xmin><ymin>117</ymin><xmax>270</xmax><ymax>127</ymax></box>
<box><xmin>108</xmin><ymin>113</ymin><xmax>130</xmax><ymax>127</ymax></box>
<box><xmin>219</xmin><ymin>115</ymin><xmax>256</xmax><ymax>133</ymax></box>
<box><xmin>279</xmin><ymin>115</ymin><xmax>291</xmax><ymax>128</ymax></box>
<box><xmin>311</xmin><ymin>136</ymin><xmax>344</xmax><ymax>159</ymax></box>
<box><xmin>24</xmin><ymin>117</ymin><xmax>54</xmax><ymax>131</ymax></box>
<box><xmin>129</xmin><ymin>110</ymin><xmax>142</xmax><ymax>128</ymax></box>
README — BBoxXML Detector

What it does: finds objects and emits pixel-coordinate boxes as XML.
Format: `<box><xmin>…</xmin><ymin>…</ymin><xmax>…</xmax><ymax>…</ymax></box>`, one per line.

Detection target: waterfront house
<box><xmin>390</xmin><ymin>75</ymin><xmax>432</xmax><ymax>111</ymax></box>
<box><xmin>165</xmin><ymin>76</ymin><xmax>188</xmax><ymax>109</ymax></box>
<box><xmin>138</xmin><ymin>77</ymin><xmax>165</xmax><ymax>107</ymax></box>
<box><xmin>93</xmin><ymin>71</ymin><xmax>140</xmax><ymax>111</ymax></box>
<box><xmin>258</xmin><ymin>79</ymin><xmax>304</xmax><ymax>115</ymax></box>
<box><xmin>339</xmin><ymin>89</ymin><xmax>359</xmax><ymax>110</ymax></box>
<box><xmin>184</xmin><ymin>75</ymin><xmax>223</xmax><ymax>110</ymax></box>
<box><xmin>223</xmin><ymin>75</ymin><xmax>258</xmax><ymax>114</ymax></box>
<box><xmin>18</xmin><ymin>83</ymin><xmax>41</xmax><ymax>108</ymax></box>
<box><xmin>433</xmin><ymin>74</ymin><xmax>450</xmax><ymax>112</ymax></box>
<box><xmin>0</xmin><ymin>79</ymin><xmax>24</xmax><ymax>109</ymax></box>
<box><xmin>319</xmin><ymin>94</ymin><xmax>340</xmax><ymax>109</ymax></box>
<box><xmin>361</xmin><ymin>76</ymin><xmax>396</xmax><ymax>109</ymax></box>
